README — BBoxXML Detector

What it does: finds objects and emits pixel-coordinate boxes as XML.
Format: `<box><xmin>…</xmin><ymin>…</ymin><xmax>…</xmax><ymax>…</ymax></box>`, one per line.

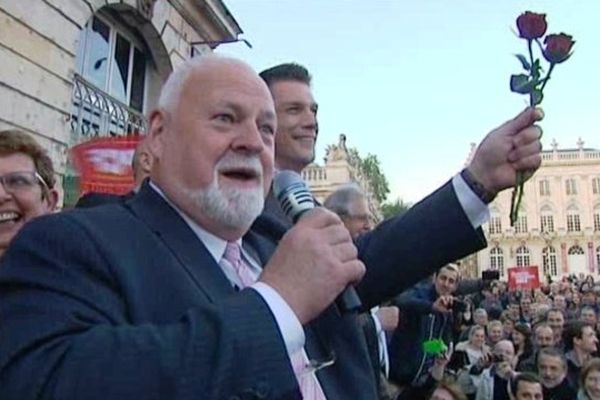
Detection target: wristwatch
<box><xmin>460</xmin><ymin>168</ymin><xmax>497</xmax><ymax>204</ymax></box>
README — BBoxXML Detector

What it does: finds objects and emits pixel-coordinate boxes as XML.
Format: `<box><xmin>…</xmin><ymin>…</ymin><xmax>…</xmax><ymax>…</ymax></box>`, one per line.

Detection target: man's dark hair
<box><xmin>259</xmin><ymin>63</ymin><xmax>312</xmax><ymax>87</ymax></box>
<box><xmin>563</xmin><ymin>320</ymin><xmax>592</xmax><ymax>351</ymax></box>
<box><xmin>509</xmin><ymin>372</ymin><xmax>542</xmax><ymax>396</ymax></box>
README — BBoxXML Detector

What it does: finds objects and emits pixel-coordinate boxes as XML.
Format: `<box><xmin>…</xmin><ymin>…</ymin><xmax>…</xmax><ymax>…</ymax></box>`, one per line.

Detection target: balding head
<box><xmin>148</xmin><ymin>55</ymin><xmax>276</xmax><ymax>240</ymax></box>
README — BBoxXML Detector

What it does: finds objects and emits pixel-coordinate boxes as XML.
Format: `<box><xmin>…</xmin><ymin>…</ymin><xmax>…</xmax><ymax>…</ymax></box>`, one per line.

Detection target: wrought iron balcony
<box><xmin>69</xmin><ymin>74</ymin><xmax>147</xmax><ymax>141</ymax></box>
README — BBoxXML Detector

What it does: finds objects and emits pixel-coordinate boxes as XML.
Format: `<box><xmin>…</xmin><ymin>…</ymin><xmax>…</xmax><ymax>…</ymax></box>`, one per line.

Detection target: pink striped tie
<box><xmin>223</xmin><ymin>242</ymin><xmax>256</xmax><ymax>288</ymax></box>
<box><xmin>223</xmin><ymin>242</ymin><xmax>327</xmax><ymax>399</ymax></box>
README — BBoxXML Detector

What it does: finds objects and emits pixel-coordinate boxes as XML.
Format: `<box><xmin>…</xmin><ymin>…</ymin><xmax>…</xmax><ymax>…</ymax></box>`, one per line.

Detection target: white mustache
<box><xmin>216</xmin><ymin>153</ymin><xmax>263</xmax><ymax>178</ymax></box>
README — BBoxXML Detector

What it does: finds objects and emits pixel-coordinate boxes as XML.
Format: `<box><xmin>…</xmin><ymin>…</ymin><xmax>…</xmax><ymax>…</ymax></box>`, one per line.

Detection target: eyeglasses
<box><xmin>0</xmin><ymin>171</ymin><xmax>48</xmax><ymax>195</ymax></box>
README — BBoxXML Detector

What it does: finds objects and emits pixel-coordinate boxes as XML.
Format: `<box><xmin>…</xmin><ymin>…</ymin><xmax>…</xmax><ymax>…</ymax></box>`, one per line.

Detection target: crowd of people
<box><xmin>0</xmin><ymin>55</ymin><xmax>550</xmax><ymax>399</ymax></box>
<box><xmin>383</xmin><ymin>267</ymin><xmax>600</xmax><ymax>400</ymax></box>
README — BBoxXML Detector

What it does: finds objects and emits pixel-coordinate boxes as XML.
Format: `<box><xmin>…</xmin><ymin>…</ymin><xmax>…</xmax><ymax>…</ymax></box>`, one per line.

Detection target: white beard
<box><xmin>184</xmin><ymin>153</ymin><xmax>264</xmax><ymax>231</ymax></box>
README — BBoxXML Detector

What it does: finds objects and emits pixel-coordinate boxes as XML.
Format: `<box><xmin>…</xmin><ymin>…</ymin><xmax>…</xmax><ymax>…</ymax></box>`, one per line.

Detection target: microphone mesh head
<box><xmin>273</xmin><ymin>170</ymin><xmax>314</xmax><ymax>221</ymax></box>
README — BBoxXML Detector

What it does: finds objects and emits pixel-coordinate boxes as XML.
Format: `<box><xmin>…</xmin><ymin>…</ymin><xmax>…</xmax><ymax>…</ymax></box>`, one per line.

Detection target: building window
<box><xmin>539</xmin><ymin>180</ymin><xmax>551</xmax><ymax>196</ymax></box>
<box><xmin>71</xmin><ymin>14</ymin><xmax>149</xmax><ymax>138</ymax></box>
<box><xmin>566</xmin><ymin>178</ymin><xmax>578</xmax><ymax>195</ymax></box>
<box><xmin>489</xmin><ymin>211</ymin><xmax>502</xmax><ymax>235</ymax></box>
<box><xmin>489</xmin><ymin>247</ymin><xmax>505</xmax><ymax>277</ymax></box>
<box><xmin>542</xmin><ymin>246</ymin><xmax>558</xmax><ymax>277</ymax></box>
<box><xmin>568</xmin><ymin>245</ymin><xmax>585</xmax><ymax>255</ymax></box>
<box><xmin>593</xmin><ymin>177</ymin><xmax>600</xmax><ymax>195</ymax></box>
<box><xmin>541</xmin><ymin>214</ymin><xmax>555</xmax><ymax>233</ymax></box>
<box><xmin>515</xmin><ymin>214</ymin><xmax>528</xmax><ymax>233</ymax></box>
<box><xmin>540</xmin><ymin>205</ymin><xmax>554</xmax><ymax>233</ymax></box>
<box><xmin>567</xmin><ymin>209</ymin><xmax>582</xmax><ymax>232</ymax></box>
<box><xmin>595</xmin><ymin>211</ymin><xmax>600</xmax><ymax>232</ymax></box>
<box><xmin>76</xmin><ymin>15</ymin><xmax>147</xmax><ymax>110</ymax></box>
<box><xmin>516</xmin><ymin>246</ymin><xmax>530</xmax><ymax>267</ymax></box>
<box><xmin>597</xmin><ymin>246</ymin><xmax>600</xmax><ymax>271</ymax></box>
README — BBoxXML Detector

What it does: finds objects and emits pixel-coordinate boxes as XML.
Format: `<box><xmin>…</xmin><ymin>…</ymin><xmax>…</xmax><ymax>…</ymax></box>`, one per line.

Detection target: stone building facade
<box><xmin>471</xmin><ymin>139</ymin><xmax>600</xmax><ymax>281</ymax></box>
<box><xmin>302</xmin><ymin>134</ymin><xmax>382</xmax><ymax>221</ymax></box>
<box><xmin>0</xmin><ymin>0</ymin><xmax>242</xmax><ymax>201</ymax></box>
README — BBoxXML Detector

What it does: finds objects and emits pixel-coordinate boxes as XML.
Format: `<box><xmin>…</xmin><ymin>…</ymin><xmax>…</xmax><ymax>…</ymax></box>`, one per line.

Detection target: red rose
<box><xmin>543</xmin><ymin>33</ymin><xmax>575</xmax><ymax>64</ymax></box>
<box><xmin>516</xmin><ymin>11</ymin><xmax>547</xmax><ymax>39</ymax></box>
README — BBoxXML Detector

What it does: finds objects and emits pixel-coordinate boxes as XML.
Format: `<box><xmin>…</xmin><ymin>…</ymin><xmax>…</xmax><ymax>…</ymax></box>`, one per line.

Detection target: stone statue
<box><xmin>325</xmin><ymin>134</ymin><xmax>348</xmax><ymax>163</ymax></box>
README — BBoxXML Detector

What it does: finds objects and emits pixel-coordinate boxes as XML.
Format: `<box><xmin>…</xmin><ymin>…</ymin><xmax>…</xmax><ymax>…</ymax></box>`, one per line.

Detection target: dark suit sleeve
<box><xmin>394</xmin><ymin>288</ymin><xmax>434</xmax><ymax>315</ymax></box>
<box><xmin>356</xmin><ymin>180</ymin><xmax>487</xmax><ymax>309</ymax></box>
<box><xmin>0</xmin><ymin>216</ymin><xmax>297</xmax><ymax>400</ymax></box>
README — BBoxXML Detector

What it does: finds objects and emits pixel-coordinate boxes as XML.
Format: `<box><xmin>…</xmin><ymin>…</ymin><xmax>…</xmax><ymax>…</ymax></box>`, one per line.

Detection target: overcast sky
<box><xmin>217</xmin><ymin>0</ymin><xmax>600</xmax><ymax>203</ymax></box>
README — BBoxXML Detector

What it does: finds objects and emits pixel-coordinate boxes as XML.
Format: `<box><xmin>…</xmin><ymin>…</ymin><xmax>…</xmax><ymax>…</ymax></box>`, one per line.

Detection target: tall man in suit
<box><xmin>0</xmin><ymin>56</ymin><xmax>543</xmax><ymax>400</ymax></box>
<box><xmin>255</xmin><ymin>62</ymin><xmax>543</xmax><ymax>397</ymax></box>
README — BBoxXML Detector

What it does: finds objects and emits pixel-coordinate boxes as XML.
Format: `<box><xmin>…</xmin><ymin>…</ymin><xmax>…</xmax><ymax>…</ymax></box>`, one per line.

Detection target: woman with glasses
<box><xmin>0</xmin><ymin>130</ymin><xmax>58</xmax><ymax>258</ymax></box>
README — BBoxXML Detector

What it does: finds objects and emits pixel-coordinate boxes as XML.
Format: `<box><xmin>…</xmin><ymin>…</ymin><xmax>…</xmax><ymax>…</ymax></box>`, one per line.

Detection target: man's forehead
<box><xmin>539</xmin><ymin>355</ymin><xmax>562</xmax><ymax>366</ymax></box>
<box><xmin>210</xmin><ymin>99</ymin><xmax>275</xmax><ymax>119</ymax></box>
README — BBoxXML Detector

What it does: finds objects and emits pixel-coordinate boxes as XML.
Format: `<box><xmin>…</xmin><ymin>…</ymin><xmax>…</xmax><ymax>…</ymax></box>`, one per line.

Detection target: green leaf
<box><xmin>531</xmin><ymin>89</ymin><xmax>544</xmax><ymax>105</ymax></box>
<box><xmin>515</xmin><ymin>54</ymin><xmax>531</xmax><ymax>71</ymax></box>
<box><xmin>510</xmin><ymin>74</ymin><xmax>535</xmax><ymax>94</ymax></box>
<box><xmin>531</xmin><ymin>59</ymin><xmax>543</xmax><ymax>80</ymax></box>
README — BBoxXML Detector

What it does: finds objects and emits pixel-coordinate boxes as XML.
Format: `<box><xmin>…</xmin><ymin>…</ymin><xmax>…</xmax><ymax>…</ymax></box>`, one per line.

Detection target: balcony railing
<box><xmin>70</xmin><ymin>74</ymin><xmax>147</xmax><ymax>141</ymax></box>
<box><xmin>541</xmin><ymin>149</ymin><xmax>600</xmax><ymax>162</ymax></box>
<box><xmin>302</xmin><ymin>165</ymin><xmax>328</xmax><ymax>182</ymax></box>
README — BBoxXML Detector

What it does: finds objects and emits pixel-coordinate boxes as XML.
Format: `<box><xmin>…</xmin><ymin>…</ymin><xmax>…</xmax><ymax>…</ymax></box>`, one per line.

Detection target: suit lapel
<box><xmin>125</xmin><ymin>183</ymin><xmax>233</xmax><ymax>302</ymax></box>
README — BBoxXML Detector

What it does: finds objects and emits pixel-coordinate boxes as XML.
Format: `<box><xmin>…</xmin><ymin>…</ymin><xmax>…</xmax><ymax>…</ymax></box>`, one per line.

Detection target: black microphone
<box><xmin>273</xmin><ymin>170</ymin><xmax>363</xmax><ymax>313</ymax></box>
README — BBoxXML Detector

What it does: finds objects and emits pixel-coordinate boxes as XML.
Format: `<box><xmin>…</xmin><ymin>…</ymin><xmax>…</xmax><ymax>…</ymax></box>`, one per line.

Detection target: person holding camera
<box><xmin>389</xmin><ymin>264</ymin><xmax>463</xmax><ymax>396</ymax></box>
<box><xmin>472</xmin><ymin>340</ymin><xmax>518</xmax><ymax>400</ymax></box>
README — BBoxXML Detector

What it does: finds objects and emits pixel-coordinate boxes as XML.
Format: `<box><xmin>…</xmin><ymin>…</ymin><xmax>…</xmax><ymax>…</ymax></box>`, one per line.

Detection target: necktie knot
<box><xmin>223</xmin><ymin>242</ymin><xmax>254</xmax><ymax>288</ymax></box>
<box><xmin>224</xmin><ymin>242</ymin><xmax>242</xmax><ymax>268</ymax></box>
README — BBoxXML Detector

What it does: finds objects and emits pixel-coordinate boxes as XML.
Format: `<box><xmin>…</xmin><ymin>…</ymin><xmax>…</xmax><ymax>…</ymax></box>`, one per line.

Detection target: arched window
<box><xmin>76</xmin><ymin>15</ymin><xmax>147</xmax><ymax>110</ymax></box>
<box><xmin>516</xmin><ymin>246</ymin><xmax>530</xmax><ymax>267</ymax></box>
<box><xmin>567</xmin><ymin>205</ymin><xmax>581</xmax><ymax>232</ymax></box>
<box><xmin>542</xmin><ymin>246</ymin><xmax>558</xmax><ymax>277</ymax></box>
<box><xmin>568</xmin><ymin>245</ymin><xmax>585</xmax><ymax>255</ymax></box>
<box><xmin>71</xmin><ymin>12</ymin><xmax>155</xmax><ymax>138</ymax></box>
<box><xmin>489</xmin><ymin>247</ymin><xmax>505</xmax><ymax>277</ymax></box>
<box><xmin>540</xmin><ymin>205</ymin><xmax>554</xmax><ymax>233</ymax></box>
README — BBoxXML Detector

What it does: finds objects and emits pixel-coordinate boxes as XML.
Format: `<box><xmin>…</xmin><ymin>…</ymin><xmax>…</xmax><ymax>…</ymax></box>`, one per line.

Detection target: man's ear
<box><xmin>146</xmin><ymin>109</ymin><xmax>168</xmax><ymax>162</ymax></box>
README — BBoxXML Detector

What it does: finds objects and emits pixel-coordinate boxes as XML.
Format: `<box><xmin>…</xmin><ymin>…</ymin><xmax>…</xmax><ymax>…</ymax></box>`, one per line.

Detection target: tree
<box><xmin>380</xmin><ymin>198</ymin><xmax>412</xmax><ymax>219</ymax></box>
<box><xmin>346</xmin><ymin>148</ymin><xmax>390</xmax><ymax>204</ymax></box>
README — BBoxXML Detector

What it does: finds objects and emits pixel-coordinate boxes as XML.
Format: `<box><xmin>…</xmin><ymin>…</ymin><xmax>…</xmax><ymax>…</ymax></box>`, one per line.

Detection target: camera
<box><xmin>452</xmin><ymin>298</ymin><xmax>468</xmax><ymax>313</ymax></box>
<box><xmin>482</xmin><ymin>270</ymin><xmax>500</xmax><ymax>281</ymax></box>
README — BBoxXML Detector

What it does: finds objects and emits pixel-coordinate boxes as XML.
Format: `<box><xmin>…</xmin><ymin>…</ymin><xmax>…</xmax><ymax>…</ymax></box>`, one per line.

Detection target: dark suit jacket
<box><xmin>74</xmin><ymin>191</ymin><xmax>135</xmax><ymax>208</ymax></box>
<box><xmin>0</xmin><ymin>184</ymin><xmax>299</xmax><ymax>400</ymax></box>
<box><xmin>0</xmin><ymin>179</ymin><xmax>485</xmax><ymax>399</ymax></box>
<box><xmin>253</xmin><ymin>180</ymin><xmax>487</xmax><ymax>398</ymax></box>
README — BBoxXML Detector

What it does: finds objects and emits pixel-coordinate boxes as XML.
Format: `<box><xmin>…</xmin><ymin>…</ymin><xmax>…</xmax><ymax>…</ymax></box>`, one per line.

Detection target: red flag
<box><xmin>70</xmin><ymin>136</ymin><xmax>143</xmax><ymax>195</ymax></box>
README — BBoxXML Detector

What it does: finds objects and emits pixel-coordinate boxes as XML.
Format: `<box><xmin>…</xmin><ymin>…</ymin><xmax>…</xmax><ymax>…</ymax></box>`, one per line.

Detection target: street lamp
<box><xmin>190</xmin><ymin>37</ymin><xmax>252</xmax><ymax>57</ymax></box>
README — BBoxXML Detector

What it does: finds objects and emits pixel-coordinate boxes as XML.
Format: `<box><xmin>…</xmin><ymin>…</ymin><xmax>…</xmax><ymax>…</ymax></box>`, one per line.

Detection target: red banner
<box><xmin>507</xmin><ymin>266</ymin><xmax>541</xmax><ymax>290</ymax></box>
<box><xmin>70</xmin><ymin>136</ymin><xmax>142</xmax><ymax>195</ymax></box>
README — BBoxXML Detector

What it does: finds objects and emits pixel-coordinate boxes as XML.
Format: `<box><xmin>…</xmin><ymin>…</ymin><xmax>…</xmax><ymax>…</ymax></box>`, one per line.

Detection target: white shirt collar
<box><xmin>148</xmin><ymin>181</ymin><xmax>242</xmax><ymax>264</ymax></box>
